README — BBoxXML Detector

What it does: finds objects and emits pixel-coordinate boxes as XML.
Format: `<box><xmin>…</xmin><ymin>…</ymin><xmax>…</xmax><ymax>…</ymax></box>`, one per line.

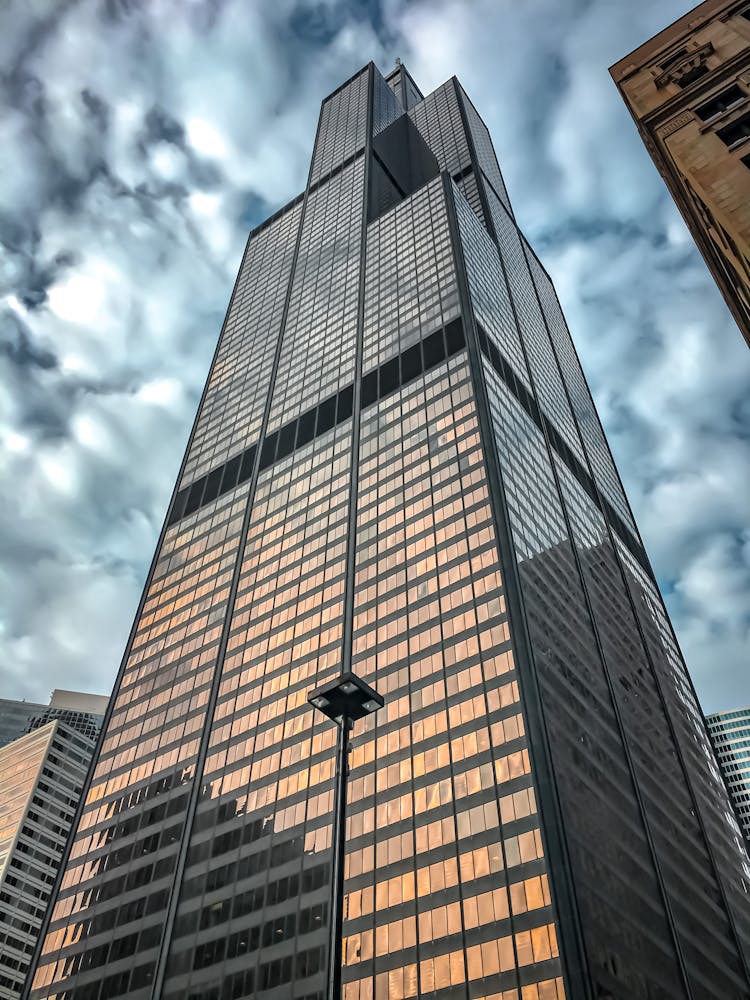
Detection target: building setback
<box><xmin>0</xmin><ymin>691</ymin><xmax>108</xmax><ymax>750</ymax></box>
<box><xmin>25</xmin><ymin>61</ymin><xmax>750</xmax><ymax>1000</ymax></box>
<box><xmin>0</xmin><ymin>722</ymin><xmax>96</xmax><ymax>999</ymax></box>
<box><xmin>707</xmin><ymin>707</ymin><xmax>750</xmax><ymax>841</ymax></box>
<box><xmin>610</xmin><ymin>0</ymin><xmax>750</xmax><ymax>348</ymax></box>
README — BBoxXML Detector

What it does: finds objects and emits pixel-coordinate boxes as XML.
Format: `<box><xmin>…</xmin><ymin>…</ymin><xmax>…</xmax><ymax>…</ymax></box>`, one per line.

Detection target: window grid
<box><xmin>483</xmin><ymin>363</ymin><xmax>710</xmax><ymax>996</ymax></box>
<box><xmin>705</xmin><ymin>709</ymin><xmax>750</xmax><ymax>840</ymax></box>
<box><xmin>268</xmin><ymin>157</ymin><xmax>365</xmax><ymax>431</ymax></box>
<box><xmin>408</xmin><ymin>80</ymin><xmax>470</xmax><ymax>179</ymax></box>
<box><xmin>487</xmin><ymin>194</ymin><xmax>586</xmax><ymax>468</ymax></box>
<box><xmin>373</xmin><ymin>68</ymin><xmax>403</xmax><ymax>137</ymax></box>
<box><xmin>182</xmin><ymin>202</ymin><xmax>302</xmax><ymax>487</ymax></box>
<box><xmin>32</xmin><ymin>483</ymin><xmax>251</xmax><ymax>998</ymax></box>
<box><xmin>0</xmin><ymin>724</ymin><xmax>93</xmax><ymax>1000</ymax></box>
<box><xmin>363</xmin><ymin>176</ymin><xmax>460</xmax><ymax>373</ymax></box>
<box><xmin>453</xmin><ymin>183</ymin><xmax>531</xmax><ymax>392</ymax></box>
<box><xmin>311</xmin><ymin>70</ymin><xmax>369</xmax><ymax>184</ymax></box>
<box><xmin>458</xmin><ymin>84</ymin><xmax>513</xmax><ymax>215</ymax></box>
<box><xmin>524</xmin><ymin>246</ymin><xmax>637</xmax><ymax>536</ymax></box>
<box><xmin>161</xmin><ymin>423</ymin><xmax>352</xmax><ymax>999</ymax></box>
<box><xmin>456</xmin><ymin>170</ymin><xmax>486</xmax><ymax>226</ymax></box>
<box><xmin>556</xmin><ymin>455</ymin><xmax>750</xmax><ymax>995</ymax></box>
<box><xmin>343</xmin><ymin>357</ymin><xmax>563</xmax><ymax>1000</ymax></box>
<box><xmin>614</xmin><ymin>537</ymin><xmax>750</xmax><ymax>957</ymax></box>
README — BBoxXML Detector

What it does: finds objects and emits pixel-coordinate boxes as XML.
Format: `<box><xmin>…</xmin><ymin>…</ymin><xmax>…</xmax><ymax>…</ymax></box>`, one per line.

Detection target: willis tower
<box><xmin>26</xmin><ymin>61</ymin><xmax>750</xmax><ymax>1000</ymax></box>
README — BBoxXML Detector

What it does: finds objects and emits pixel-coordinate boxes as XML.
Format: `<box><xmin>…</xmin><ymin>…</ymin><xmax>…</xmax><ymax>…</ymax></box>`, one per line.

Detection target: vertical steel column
<box><xmin>19</xmin><ymin>220</ymin><xmax>259</xmax><ymax>1000</ymax></box>
<box><xmin>333</xmin><ymin>60</ymin><xmax>374</xmax><ymax>1000</ymax></box>
<box><xmin>441</xmin><ymin>166</ymin><xmax>594</xmax><ymax>1000</ymax></box>
<box><xmin>327</xmin><ymin>717</ymin><xmax>352</xmax><ymax>1000</ymax></box>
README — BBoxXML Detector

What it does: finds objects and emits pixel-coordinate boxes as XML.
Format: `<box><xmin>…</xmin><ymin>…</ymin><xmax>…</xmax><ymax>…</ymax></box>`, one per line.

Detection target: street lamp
<box><xmin>308</xmin><ymin>671</ymin><xmax>384</xmax><ymax>1000</ymax></box>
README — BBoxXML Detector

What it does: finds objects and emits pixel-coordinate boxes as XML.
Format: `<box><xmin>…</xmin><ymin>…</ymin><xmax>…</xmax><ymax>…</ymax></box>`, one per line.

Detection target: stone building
<box><xmin>611</xmin><ymin>0</ymin><xmax>750</xmax><ymax>347</ymax></box>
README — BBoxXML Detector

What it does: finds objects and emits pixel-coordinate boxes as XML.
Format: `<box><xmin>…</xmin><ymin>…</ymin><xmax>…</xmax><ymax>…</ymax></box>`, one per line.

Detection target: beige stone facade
<box><xmin>611</xmin><ymin>0</ymin><xmax>750</xmax><ymax>347</ymax></box>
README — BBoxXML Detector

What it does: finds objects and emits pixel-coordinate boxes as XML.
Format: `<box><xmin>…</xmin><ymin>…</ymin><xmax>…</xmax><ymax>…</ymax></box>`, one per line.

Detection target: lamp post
<box><xmin>307</xmin><ymin>671</ymin><xmax>384</xmax><ymax>1000</ymax></box>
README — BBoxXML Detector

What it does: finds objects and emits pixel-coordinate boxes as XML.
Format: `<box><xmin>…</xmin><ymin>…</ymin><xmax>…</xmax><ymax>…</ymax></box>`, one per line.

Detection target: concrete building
<box><xmin>707</xmin><ymin>707</ymin><xmax>750</xmax><ymax>840</ymax></box>
<box><xmin>611</xmin><ymin>0</ymin><xmax>750</xmax><ymax>347</ymax></box>
<box><xmin>0</xmin><ymin>690</ymin><xmax>108</xmax><ymax>750</ymax></box>
<box><xmin>0</xmin><ymin>722</ymin><xmax>96</xmax><ymax>999</ymax></box>
<box><xmin>24</xmin><ymin>61</ymin><xmax>750</xmax><ymax>1000</ymax></box>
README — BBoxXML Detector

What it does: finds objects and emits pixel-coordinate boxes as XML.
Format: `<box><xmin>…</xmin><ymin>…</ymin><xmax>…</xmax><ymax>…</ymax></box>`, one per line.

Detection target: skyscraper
<box><xmin>0</xmin><ymin>721</ymin><xmax>98</xmax><ymax>999</ymax></box>
<box><xmin>25</xmin><ymin>61</ymin><xmax>750</xmax><ymax>1000</ymax></box>
<box><xmin>707</xmin><ymin>707</ymin><xmax>750</xmax><ymax>842</ymax></box>
<box><xmin>610</xmin><ymin>0</ymin><xmax>750</xmax><ymax>348</ymax></box>
<box><xmin>0</xmin><ymin>690</ymin><xmax>108</xmax><ymax>750</ymax></box>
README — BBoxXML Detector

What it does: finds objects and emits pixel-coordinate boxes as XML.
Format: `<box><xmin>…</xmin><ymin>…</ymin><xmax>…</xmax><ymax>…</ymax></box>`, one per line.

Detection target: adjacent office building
<box><xmin>0</xmin><ymin>691</ymin><xmax>108</xmax><ymax>750</ymax></box>
<box><xmin>25</xmin><ymin>61</ymin><xmax>750</xmax><ymax>1000</ymax></box>
<box><xmin>707</xmin><ymin>707</ymin><xmax>750</xmax><ymax>841</ymax></box>
<box><xmin>611</xmin><ymin>0</ymin><xmax>750</xmax><ymax>348</ymax></box>
<box><xmin>0</xmin><ymin>721</ymin><xmax>99</xmax><ymax>999</ymax></box>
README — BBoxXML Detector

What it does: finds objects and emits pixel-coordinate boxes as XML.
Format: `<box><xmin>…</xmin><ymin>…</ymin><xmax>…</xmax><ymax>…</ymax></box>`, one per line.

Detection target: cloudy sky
<box><xmin>1</xmin><ymin>0</ymin><xmax>748</xmax><ymax>714</ymax></box>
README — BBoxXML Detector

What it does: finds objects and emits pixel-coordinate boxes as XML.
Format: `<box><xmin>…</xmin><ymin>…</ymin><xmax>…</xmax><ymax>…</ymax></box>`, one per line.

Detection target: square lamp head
<box><xmin>307</xmin><ymin>671</ymin><xmax>384</xmax><ymax>724</ymax></box>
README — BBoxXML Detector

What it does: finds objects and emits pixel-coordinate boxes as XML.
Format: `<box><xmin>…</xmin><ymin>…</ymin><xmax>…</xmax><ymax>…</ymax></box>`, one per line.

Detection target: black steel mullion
<box><xmin>532</xmin><ymin>199</ymin><xmax>750</xmax><ymax>870</ymax></box>
<box><xmin>454</xmin><ymin>78</ymin><xmax>514</xmax><ymax>221</ymax></box>
<box><xmin>509</xmin><ymin>236</ymin><xmax>696</xmax><ymax>999</ymax></box>
<box><xmin>452</xmin><ymin>81</ymin><xmax>595</xmax><ymax>998</ymax></box>
<box><xmin>469</xmin><ymin>128</ymin><xmax>697</xmax><ymax>988</ymax></box>
<box><xmin>19</xmin><ymin>218</ymin><xmax>261</xmax><ymax>1000</ymax></box>
<box><xmin>336</xmin><ymin>60</ymin><xmax>375</xmax><ymax>999</ymax></box>
<box><xmin>147</xmin><ymin>90</ymin><xmax>330</xmax><ymax>1000</ymax></box>
<box><xmin>441</xmin><ymin>166</ymin><xmax>594</xmax><ymax>1000</ymax></box>
<box><xmin>520</xmin><ymin>237</ymin><xmax>750</xmax><ymax>988</ymax></box>
<box><xmin>340</xmin><ymin>62</ymin><xmax>374</xmax><ymax>685</ymax></box>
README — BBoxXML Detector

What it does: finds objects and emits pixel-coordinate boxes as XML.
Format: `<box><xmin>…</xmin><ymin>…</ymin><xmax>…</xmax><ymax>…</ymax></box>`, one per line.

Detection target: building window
<box><xmin>717</xmin><ymin>110</ymin><xmax>750</xmax><ymax>148</ymax></box>
<box><xmin>654</xmin><ymin>42</ymin><xmax>715</xmax><ymax>90</ymax></box>
<box><xmin>676</xmin><ymin>62</ymin><xmax>710</xmax><ymax>88</ymax></box>
<box><xmin>659</xmin><ymin>47</ymin><xmax>688</xmax><ymax>71</ymax></box>
<box><xmin>741</xmin><ymin>152</ymin><xmax>750</xmax><ymax>169</ymax></box>
<box><xmin>696</xmin><ymin>84</ymin><xmax>746</xmax><ymax>121</ymax></box>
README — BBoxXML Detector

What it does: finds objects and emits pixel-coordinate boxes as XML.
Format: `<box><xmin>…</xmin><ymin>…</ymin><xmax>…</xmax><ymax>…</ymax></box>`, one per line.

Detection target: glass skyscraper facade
<box><xmin>0</xmin><ymin>721</ymin><xmax>97</xmax><ymax>999</ymax></box>
<box><xmin>25</xmin><ymin>61</ymin><xmax>750</xmax><ymax>1000</ymax></box>
<box><xmin>707</xmin><ymin>708</ymin><xmax>750</xmax><ymax>842</ymax></box>
<box><xmin>0</xmin><ymin>692</ymin><xmax>108</xmax><ymax>751</ymax></box>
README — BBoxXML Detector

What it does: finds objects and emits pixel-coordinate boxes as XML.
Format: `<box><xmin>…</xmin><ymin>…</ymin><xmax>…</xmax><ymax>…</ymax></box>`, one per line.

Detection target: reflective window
<box><xmin>182</xmin><ymin>200</ymin><xmax>302</xmax><ymax>486</ymax></box>
<box><xmin>343</xmin><ymin>356</ymin><xmax>562</xmax><ymax>998</ymax></box>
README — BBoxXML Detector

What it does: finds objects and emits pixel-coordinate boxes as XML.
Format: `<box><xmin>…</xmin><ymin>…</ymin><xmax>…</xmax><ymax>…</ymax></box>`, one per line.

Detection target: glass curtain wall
<box><xmin>26</xmin><ymin>57</ymin><xmax>750</xmax><ymax>1000</ymax></box>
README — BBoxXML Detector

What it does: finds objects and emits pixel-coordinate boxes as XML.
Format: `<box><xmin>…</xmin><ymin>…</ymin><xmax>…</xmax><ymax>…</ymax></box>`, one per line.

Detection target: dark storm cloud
<box><xmin>80</xmin><ymin>87</ymin><xmax>111</xmax><ymax>132</ymax></box>
<box><xmin>140</xmin><ymin>105</ymin><xmax>185</xmax><ymax>148</ymax></box>
<box><xmin>0</xmin><ymin>0</ymin><xmax>747</xmax><ymax>712</ymax></box>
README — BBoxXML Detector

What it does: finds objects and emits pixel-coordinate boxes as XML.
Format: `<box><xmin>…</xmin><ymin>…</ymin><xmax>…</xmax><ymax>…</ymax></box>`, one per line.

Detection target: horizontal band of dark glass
<box><xmin>168</xmin><ymin>318</ymin><xmax>467</xmax><ymax>526</ymax></box>
<box><xmin>308</xmin><ymin>149</ymin><xmax>364</xmax><ymax>196</ymax></box>
<box><xmin>475</xmin><ymin>324</ymin><xmax>653</xmax><ymax>581</ymax></box>
<box><xmin>452</xmin><ymin>164</ymin><xmax>474</xmax><ymax>184</ymax></box>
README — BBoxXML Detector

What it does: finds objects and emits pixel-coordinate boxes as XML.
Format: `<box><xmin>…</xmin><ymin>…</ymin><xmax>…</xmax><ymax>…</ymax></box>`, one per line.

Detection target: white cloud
<box><xmin>188</xmin><ymin>190</ymin><xmax>221</xmax><ymax>216</ymax></box>
<box><xmin>47</xmin><ymin>271</ymin><xmax>106</xmax><ymax>325</ymax></box>
<box><xmin>0</xmin><ymin>0</ymin><xmax>747</xmax><ymax>721</ymax></box>
<box><xmin>137</xmin><ymin>377</ymin><xmax>183</xmax><ymax>408</ymax></box>
<box><xmin>39</xmin><ymin>448</ymin><xmax>79</xmax><ymax>496</ymax></box>
<box><xmin>4</xmin><ymin>430</ymin><xmax>30</xmax><ymax>454</ymax></box>
<box><xmin>150</xmin><ymin>143</ymin><xmax>184</xmax><ymax>180</ymax></box>
<box><xmin>187</xmin><ymin>117</ymin><xmax>228</xmax><ymax>159</ymax></box>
